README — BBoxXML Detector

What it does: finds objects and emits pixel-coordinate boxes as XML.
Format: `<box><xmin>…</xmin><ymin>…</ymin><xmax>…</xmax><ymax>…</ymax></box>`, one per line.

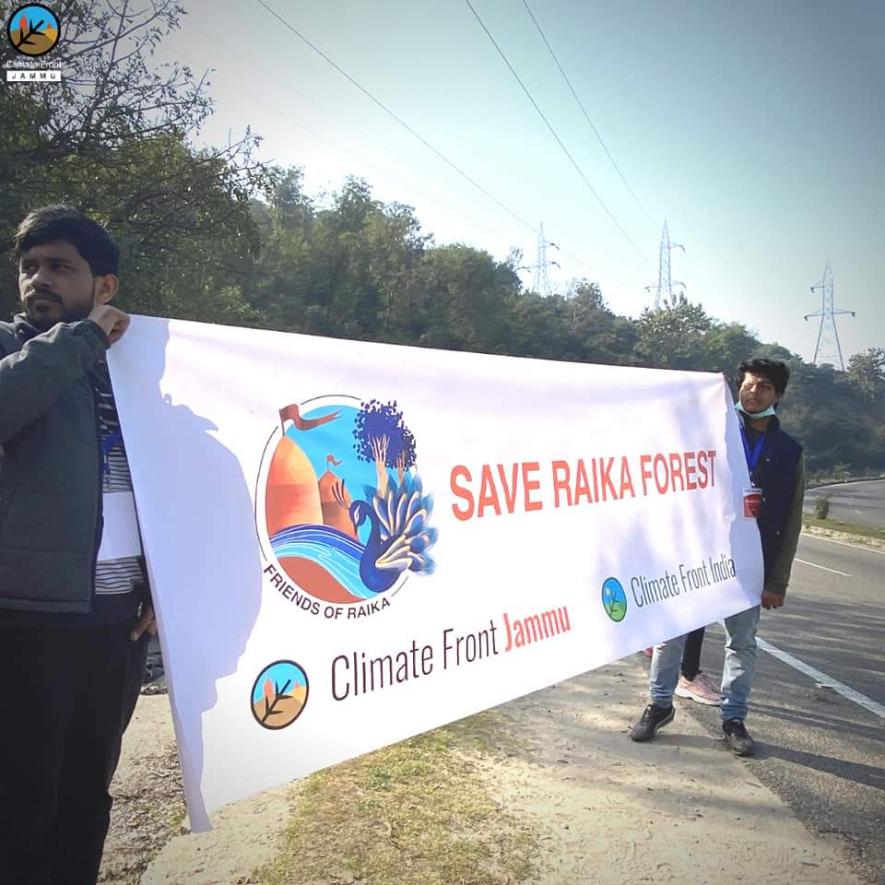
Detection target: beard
<box><xmin>23</xmin><ymin>292</ymin><xmax>94</xmax><ymax>330</ymax></box>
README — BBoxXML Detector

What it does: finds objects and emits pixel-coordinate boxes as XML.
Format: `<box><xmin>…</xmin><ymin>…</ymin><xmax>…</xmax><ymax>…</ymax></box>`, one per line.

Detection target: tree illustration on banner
<box><xmin>352</xmin><ymin>399</ymin><xmax>416</xmax><ymax>496</ymax></box>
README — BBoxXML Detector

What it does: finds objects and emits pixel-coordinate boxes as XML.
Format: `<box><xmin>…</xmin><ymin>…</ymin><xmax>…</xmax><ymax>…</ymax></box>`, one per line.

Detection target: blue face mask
<box><xmin>735</xmin><ymin>402</ymin><xmax>777</xmax><ymax>419</ymax></box>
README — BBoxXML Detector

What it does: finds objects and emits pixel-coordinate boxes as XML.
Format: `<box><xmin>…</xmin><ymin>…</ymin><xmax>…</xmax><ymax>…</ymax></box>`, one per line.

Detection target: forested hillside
<box><xmin>2</xmin><ymin>0</ymin><xmax>882</xmax><ymax>479</ymax></box>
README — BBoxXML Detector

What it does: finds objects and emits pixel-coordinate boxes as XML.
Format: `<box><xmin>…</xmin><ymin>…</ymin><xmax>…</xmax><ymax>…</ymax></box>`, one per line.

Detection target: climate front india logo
<box><xmin>602</xmin><ymin>576</ymin><xmax>627</xmax><ymax>622</ymax></box>
<box><xmin>257</xmin><ymin>396</ymin><xmax>438</xmax><ymax>617</ymax></box>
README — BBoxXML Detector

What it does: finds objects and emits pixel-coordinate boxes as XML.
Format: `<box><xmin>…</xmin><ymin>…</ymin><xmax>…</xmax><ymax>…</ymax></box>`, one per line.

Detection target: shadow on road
<box><xmin>758</xmin><ymin>596</ymin><xmax>885</xmax><ymax>702</ymax></box>
<box><xmin>748</xmin><ymin>700</ymin><xmax>885</xmax><ymax>744</ymax></box>
<box><xmin>756</xmin><ymin>742</ymin><xmax>885</xmax><ymax>791</ymax></box>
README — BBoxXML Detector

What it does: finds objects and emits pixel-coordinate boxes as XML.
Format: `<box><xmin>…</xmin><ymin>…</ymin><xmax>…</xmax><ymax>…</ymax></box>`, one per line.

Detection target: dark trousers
<box><xmin>0</xmin><ymin>622</ymin><xmax>148</xmax><ymax>885</ymax></box>
<box><xmin>681</xmin><ymin>626</ymin><xmax>706</xmax><ymax>680</ymax></box>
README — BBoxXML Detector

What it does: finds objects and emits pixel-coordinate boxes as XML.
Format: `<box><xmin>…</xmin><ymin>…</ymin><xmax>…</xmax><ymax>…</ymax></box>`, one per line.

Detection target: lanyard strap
<box><xmin>740</xmin><ymin>428</ymin><xmax>766</xmax><ymax>474</ymax></box>
<box><xmin>101</xmin><ymin>430</ymin><xmax>124</xmax><ymax>476</ymax></box>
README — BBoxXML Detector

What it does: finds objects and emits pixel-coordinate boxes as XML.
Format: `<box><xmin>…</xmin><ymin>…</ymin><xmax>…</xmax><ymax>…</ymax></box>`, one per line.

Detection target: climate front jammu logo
<box><xmin>257</xmin><ymin>396</ymin><xmax>438</xmax><ymax>619</ymax></box>
<box><xmin>6</xmin><ymin>4</ymin><xmax>60</xmax><ymax>56</ymax></box>
<box><xmin>251</xmin><ymin>660</ymin><xmax>309</xmax><ymax>730</ymax></box>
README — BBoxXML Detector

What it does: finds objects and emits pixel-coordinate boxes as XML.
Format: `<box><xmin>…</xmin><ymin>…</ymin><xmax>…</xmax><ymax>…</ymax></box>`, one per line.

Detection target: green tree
<box><xmin>563</xmin><ymin>280</ymin><xmax>636</xmax><ymax>365</ymax></box>
<box><xmin>701</xmin><ymin>322</ymin><xmax>760</xmax><ymax>376</ymax></box>
<box><xmin>633</xmin><ymin>293</ymin><xmax>712</xmax><ymax>369</ymax></box>
<box><xmin>250</xmin><ymin>175</ymin><xmax>428</xmax><ymax>339</ymax></box>
<box><xmin>0</xmin><ymin>0</ymin><xmax>270</xmax><ymax>322</ymax></box>
<box><xmin>409</xmin><ymin>244</ymin><xmax>516</xmax><ymax>353</ymax></box>
<box><xmin>847</xmin><ymin>347</ymin><xmax>885</xmax><ymax>400</ymax></box>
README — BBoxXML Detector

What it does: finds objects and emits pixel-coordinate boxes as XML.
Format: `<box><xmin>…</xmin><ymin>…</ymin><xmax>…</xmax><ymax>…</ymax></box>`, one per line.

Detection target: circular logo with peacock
<box><xmin>6</xmin><ymin>5</ymin><xmax>60</xmax><ymax>56</ymax></box>
<box><xmin>256</xmin><ymin>395</ymin><xmax>438</xmax><ymax>609</ymax></box>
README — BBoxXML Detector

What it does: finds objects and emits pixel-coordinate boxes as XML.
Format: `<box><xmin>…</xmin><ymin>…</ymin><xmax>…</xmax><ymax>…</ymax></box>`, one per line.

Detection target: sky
<box><xmin>157</xmin><ymin>0</ymin><xmax>884</xmax><ymax>364</ymax></box>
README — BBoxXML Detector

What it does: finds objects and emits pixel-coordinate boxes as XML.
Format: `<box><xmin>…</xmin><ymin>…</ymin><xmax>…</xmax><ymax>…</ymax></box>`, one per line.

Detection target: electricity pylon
<box><xmin>804</xmin><ymin>262</ymin><xmax>855</xmax><ymax>370</ymax></box>
<box><xmin>531</xmin><ymin>222</ymin><xmax>559</xmax><ymax>297</ymax></box>
<box><xmin>645</xmin><ymin>220</ymin><xmax>685</xmax><ymax>310</ymax></box>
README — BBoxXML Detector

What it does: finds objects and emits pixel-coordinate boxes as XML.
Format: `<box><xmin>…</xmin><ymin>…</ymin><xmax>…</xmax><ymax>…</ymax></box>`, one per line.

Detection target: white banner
<box><xmin>109</xmin><ymin>316</ymin><xmax>762</xmax><ymax>830</ymax></box>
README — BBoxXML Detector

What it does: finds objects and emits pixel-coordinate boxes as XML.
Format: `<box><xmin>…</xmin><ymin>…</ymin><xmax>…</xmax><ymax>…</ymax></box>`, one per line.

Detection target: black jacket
<box><xmin>740</xmin><ymin>412</ymin><xmax>804</xmax><ymax>593</ymax></box>
<box><xmin>0</xmin><ymin>315</ymin><xmax>109</xmax><ymax>612</ymax></box>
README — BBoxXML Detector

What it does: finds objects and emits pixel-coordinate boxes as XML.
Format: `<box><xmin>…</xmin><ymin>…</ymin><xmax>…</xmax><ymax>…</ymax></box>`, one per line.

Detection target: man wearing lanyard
<box><xmin>630</xmin><ymin>358</ymin><xmax>804</xmax><ymax>756</ymax></box>
<box><xmin>0</xmin><ymin>206</ymin><xmax>156</xmax><ymax>882</ymax></box>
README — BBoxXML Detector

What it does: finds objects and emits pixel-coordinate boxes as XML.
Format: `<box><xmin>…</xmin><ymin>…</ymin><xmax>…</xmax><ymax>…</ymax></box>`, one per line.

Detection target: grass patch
<box><xmin>803</xmin><ymin>517</ymin><xmax>885</xmax><ymax>542</ymax></box>
<box><xmin>258</xmin><ymin>710</ymin><xmax>538</xmax><ymax>885</ymax></box>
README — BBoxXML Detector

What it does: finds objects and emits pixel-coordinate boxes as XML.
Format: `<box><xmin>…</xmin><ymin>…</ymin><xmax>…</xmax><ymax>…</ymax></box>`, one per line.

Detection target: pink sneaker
<box><xmin>675</xmin><ymin>671</ymin><xmax>721</xmax><ymax>706</ymax></box>
<box><xmin>643</xmin><ymin>647</ymin><xmax>653</xmax><ymax>658</ymax></box>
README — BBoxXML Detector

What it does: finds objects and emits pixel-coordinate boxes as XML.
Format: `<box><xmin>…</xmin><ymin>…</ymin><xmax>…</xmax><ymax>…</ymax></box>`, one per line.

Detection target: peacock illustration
<box><xmin>342</xmin><ymin>473</ymin><xmax>438</xmax><ymax>594</ymax></box>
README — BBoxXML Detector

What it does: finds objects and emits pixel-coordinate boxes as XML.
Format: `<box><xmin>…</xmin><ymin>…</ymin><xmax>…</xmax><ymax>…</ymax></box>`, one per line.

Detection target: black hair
<box><xmin>737</xmin><ymin>358</ymin><xmax>790</xmax><ymax>395</ymax></box>
<box><xmin>14</xmin><ymin>205</ymin><xmax>119</xmax><ymax>276</ymax></box>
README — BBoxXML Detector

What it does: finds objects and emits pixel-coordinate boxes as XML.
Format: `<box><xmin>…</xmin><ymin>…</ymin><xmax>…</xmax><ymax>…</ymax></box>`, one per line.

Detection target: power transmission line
<box><xmin>254</xmin><ymin>0</ymin><xmax>536</xmax><ymax>236</ymax></box>
<box><xmin>463</xmin><ymin>0</ymin><xmax>650</xmax><ymax>265</ymax></box>
<box><xmin>521</xmin><ymin>0</ymin><xmax>656</xmax><ymax>229</ymax></box>
<box><xmin>253</xmin><ymin>0</ymin><xmax>639</xmax><ymax>297</ymax></box>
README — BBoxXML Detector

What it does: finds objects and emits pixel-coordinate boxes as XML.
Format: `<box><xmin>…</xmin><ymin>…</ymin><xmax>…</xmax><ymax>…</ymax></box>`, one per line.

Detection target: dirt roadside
<box><xmin>801</xmin><ymin>525</ymin><xmax>884</xmax><ymax>550</ymax></box>
<box><xmin>99</xmin><ymin>655</ymin><xmax>868</xmax><ymax>884</ymax></box>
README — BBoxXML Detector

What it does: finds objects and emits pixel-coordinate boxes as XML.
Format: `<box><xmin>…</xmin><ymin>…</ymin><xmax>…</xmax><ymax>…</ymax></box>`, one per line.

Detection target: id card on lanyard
<box><xmin>741</xmin><ymin>428</ymin><xmax>766</xmax><ymax>518</ymax></box>
<box><xmin>98</xmin><ymin>491</ymin><xmax>142</xmax><ymax>561</ymax></box>
<box><xmin>97</xmin><ymin>428</ymin><xmax>142</xmax><ymax>560</ymax></box>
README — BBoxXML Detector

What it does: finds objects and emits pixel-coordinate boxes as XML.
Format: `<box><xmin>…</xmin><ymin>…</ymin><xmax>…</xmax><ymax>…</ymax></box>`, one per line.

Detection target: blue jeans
<box><xmin>649</xmin><ymin>605</ymin><xmax>761</xmax><ymax>721</ymax></box>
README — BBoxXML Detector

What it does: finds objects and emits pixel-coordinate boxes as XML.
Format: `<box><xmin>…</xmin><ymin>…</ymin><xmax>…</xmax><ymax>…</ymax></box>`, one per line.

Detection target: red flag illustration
<box><xmin>280</xmin><ymin>404</ymin><xmax>340</xmax><ymax>431</ymax></box>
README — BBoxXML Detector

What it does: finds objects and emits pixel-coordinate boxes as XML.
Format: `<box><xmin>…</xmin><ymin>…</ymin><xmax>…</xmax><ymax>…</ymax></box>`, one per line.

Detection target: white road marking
<box><xmin>757</xmin><ymin>637</ymin><xmax>885</xmax><ymax>720</ymax></box>
<box><xmin>801</xmin><ymin>533</ymin><xmax>885</xmax><ymax>555</ymax></box>
<box><xmin>794</xmin><ymin>558</ymin><xmax>851</xmax><ymax>577</ymax></box>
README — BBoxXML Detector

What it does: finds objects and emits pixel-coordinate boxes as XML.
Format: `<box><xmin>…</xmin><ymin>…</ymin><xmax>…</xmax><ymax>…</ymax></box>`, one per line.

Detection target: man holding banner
<box><xmin>631</xmin><ymin>358</ymin><xmax>804</xmax><ymax>756</ymax></box>
<box><xmin>0</xmin><ymin>207</ymin><xmax>155</xmax><ymax>883</ymax></box>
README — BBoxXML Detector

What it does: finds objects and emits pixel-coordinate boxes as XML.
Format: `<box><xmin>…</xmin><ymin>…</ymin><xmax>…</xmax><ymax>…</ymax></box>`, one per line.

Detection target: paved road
<box><xmin>689</xmin><ymin>534</ymin><xmax>885</xmax><ymax>883</ymax></box>
<box><xmin>805</xmin><ymin>479</ymin><xmax>885</xmax><ymax>529</ymax></box>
